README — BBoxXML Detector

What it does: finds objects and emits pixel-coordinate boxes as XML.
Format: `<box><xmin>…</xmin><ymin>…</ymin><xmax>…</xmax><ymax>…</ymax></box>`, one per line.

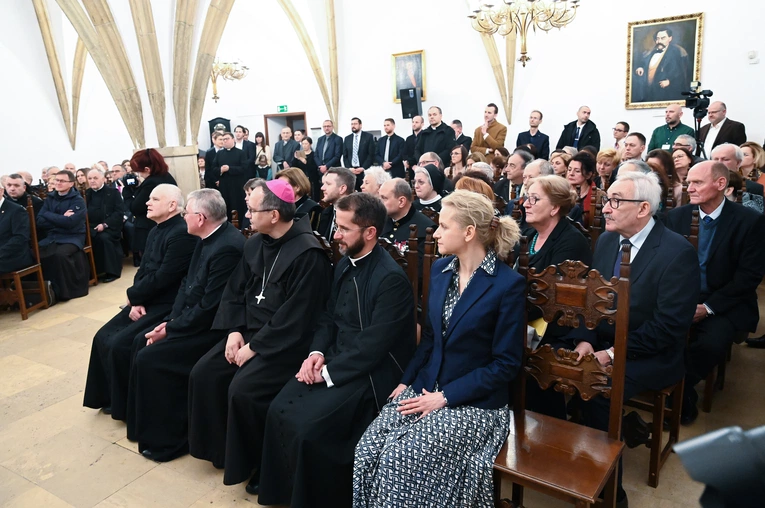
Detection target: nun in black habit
<box><xmin>255</xmin><ymin>192</ymin><xmax>416</xmax><ymax>508</ymax></box>
<box><xmin>188</xmin><ymin>179</ymin><xmax>332</xmax><ymax>485</ymax></box>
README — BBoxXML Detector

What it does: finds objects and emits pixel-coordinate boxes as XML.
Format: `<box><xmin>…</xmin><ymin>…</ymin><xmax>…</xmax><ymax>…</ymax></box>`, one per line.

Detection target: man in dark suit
<box><xmin>342</xmin><ymin>117</ymin><xmax>376</xmax><ymax>190</ymax></box>
<box><xmin>317</xmin><ymin>167</ymin><xmax>355</xmax><ymax>243</ymax></box>
<box><xmin>666</xmin><ymin>161</ymin><xmax>765</xmax><ymax>423</ymax></box>
<box><xmin>314</xmin><ymin>119</ymin><xmax>343</xmax><ymax>177</ymax></box>
<box><xmin>633</xmin><ymin>27</ymin><xmax>690</xmax><ymax>103</ymax></box>
<box><xmin>85</xmin><ymin>168</ymin><xmax>125</xmax><ymax>282</ymax></box>
<box><xmin>568</xmin><ymin>171</ymin><xmax>699</xmax><ymax>506</ymax></box>
<box><xmin>697</xmin><ymin>102</ymin><xmax>747</xmax><ymax>156</ymax></box>
<box><xmin>234</xmin><ymin>125</ymin><xmax>257</xmax><ymax>173</ymax></box>
<box><xmin>375</xmin><ymin>118</ymin><xmax>406</xmax><ymax>179</ymax></box>
<box><xmin>205</xmin><ymin>132</ymin><xmax>225</xmax><ymax>180</ymax></box>
<box><xmin>450</xmin><ymin>119</ymin><xmax>472</xmax><ymax>154</ymax></box>
<box><xmin>516</xmin><ymin>110</ymin><xmax>550</xmax><ymax>160</ymax></box>
<box><xmin>556</xmin><ymin>106</ymin><xmax>601</xmax><ymax>150</ymax></box>
<box><xmin>404</xmin><ymin>115</ymin><xmax>424</xmax><ymax>179</ymax></box>
<box><xmin>414</xmin><ymin>106</ymin><xmax>456</xmax><ymax>165</ymax></box>
<box><xmin>3</xmin><ymin>173</ymin><xmax>43</xmax><ymax>217</ymax></box>
<box><xmin>0</xmin><ymin>181</ymin><xmax>34</xmax><ymax>273</ymax></box>
<box><xmin>272</xmin><ymin>127</ymin><xmax>300</xmax><ymax>171</ymax></box>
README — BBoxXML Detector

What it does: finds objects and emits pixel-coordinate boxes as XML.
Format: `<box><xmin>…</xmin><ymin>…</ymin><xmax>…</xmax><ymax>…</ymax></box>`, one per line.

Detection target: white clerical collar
<box><xmin>699</xmin><ymin>197</ymin><xmax>725</xmax><ymax>221</ymax></box>
<box><xmin>349</xmin><ymin>249</ymin><xmax>373</xmax><ymax>266</ymax></box>
<box><xmin>420</xmin><ymin>195</ymin><xmax>441</xmax><ymax>205</ymax></box>
<box><xmin>203</xmin><ymin>222</ymin><xmax>224</xmax><ymax>240</ymax></box>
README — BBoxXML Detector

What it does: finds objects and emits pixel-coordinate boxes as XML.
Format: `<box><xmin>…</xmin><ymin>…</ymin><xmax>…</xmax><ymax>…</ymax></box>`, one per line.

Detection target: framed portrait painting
<box><xmin>392</xmin><ymin>50</ymin><xmax>426</xmax><ymax>103</ymax></box>
<box><xmin>626</xmin><ymin>13</ymin><xmax>703</xmax><ymax>109</ymax></box>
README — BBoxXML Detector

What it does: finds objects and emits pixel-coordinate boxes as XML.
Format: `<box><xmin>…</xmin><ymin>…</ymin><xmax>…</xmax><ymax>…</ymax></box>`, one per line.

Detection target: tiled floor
<box><xmin>1</xmin><ymin>264</ymin><xmax>763</xmax><ymax>507</ymax></box>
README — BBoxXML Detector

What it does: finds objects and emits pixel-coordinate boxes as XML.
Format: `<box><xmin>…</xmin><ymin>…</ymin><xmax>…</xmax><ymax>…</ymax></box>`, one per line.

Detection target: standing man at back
<box><xmin>273</xmin><ymin>127</ymin><xmax>300</xmax><ymax>171</ymax></box>
<box><xmin>375</xmin><ymin>118</ymin><xmax>406</xmax><ymax>179</ymax></box>
<box><xmin>342</xmin><ymin>117</ymin><xmax>376</xmax><ymax>190</ymax></box>
<box><xmin>516</xmin><ymin>110</ymin><xmax>549</xmax><ymax>160</ymax></box>
<box><xmin>471</xmin><ymin>103</ymin><xmax>507</xmax><ymax>157</ymax></box>
<box><xmin>415</xmin><ymin>106</ymin><xmax>456</xmax><ymax>166</ymax></box>
<box><xmin>404</xmin><ymin>115</ymin><xmax>424</xmax><ymax>179</ymax></box>
<box><xmin>697</xmin><ymin>101</ymin><xmax>747</xmax><ymax>155</ymax></box>
<box><xmin>314</xmin><ymin>119</ymin><xmax>343</xmax><ymax>177</ymax></box>
<box><xmin>556</xmin><ymin>106</ymin><xmax>601</xmax><ymax>150</ymax></box>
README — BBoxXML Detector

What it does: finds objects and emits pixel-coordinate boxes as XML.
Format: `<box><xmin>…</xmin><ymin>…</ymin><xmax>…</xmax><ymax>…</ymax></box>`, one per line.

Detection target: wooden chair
<box><xmin>420</xmin><ymin>227</ymin><xmax>438</xmax><ymax>328</ymax></box>
<box><xmin>590</xmin><ymin>194</ymin><xmax>604</xmax><ymax>251</ymax></box>
<box><xmin>311</xmin><ymin>231</ymin><xmax>334</xmax><ymax>263</ymax></box>
<box><xmin>681</xmin><ymin>182</ymin><xmax>689</xmax><ymax>205</ymax></box>
<box><xmin>494</xmin><ymin>194</ymin><xmax>508</xmax><ymax>216</ymax></box>
<box><xmin>80</xmin><ymin>191</ymin><xmax>98</xmax><ymax>286</ymax></box>
<box><xmin>0</xmin><ymin>196</ymin><xmax>50</xmax><ymax>320</ymax></box>
<box><xmin>378</xmin><ymin>225</ymin><xmax>419</xmax><ymax>325</ymax></box>
<box><xmin>420</xmin><ymin>206</ymin><xmax>439</xmax><ymax>225</ymax></box>
<box><xmin>242</xmin><ymin>227</ymin><xmax>256</xmax><ymax>239</ymax></box>
<box><xmin>231</xmin><ymin>210</ymin><xmax>240</xmax><ymax>229</ymax></box>
<box><xmin>493</xmin><ymin>244</ymin><xmax>632</xmax><ymax>508</ymax></box>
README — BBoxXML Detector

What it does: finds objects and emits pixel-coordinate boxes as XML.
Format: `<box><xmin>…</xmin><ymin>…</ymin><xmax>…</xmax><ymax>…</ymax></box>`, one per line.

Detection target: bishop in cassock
<box><xmin>85</xmin><ymin>168</ymin><xmax>125</xmax><ymax>282</ymax></box>
<box><xmin>83</xmin><ymin>184</ymin><xmax>197</xmax><ymax>420</ymax></box>
<box><xmin>188</xmin><ymin>179</ymin><xmax>332</xmax><ymax>485</ymax></box>
<box><xmin>255</xmin><ymin>192</ymin><xmax>416</xmax><ymax>508</ymax></box>
<box><xmin>125</xmin><ymin>189</ymin><xmax>245</xmax><ymax>462</ymax></box>
<box><xmin>208</xmin><ymin>132</ymin><xmax>248</xmax><ymax>225</ymax></box>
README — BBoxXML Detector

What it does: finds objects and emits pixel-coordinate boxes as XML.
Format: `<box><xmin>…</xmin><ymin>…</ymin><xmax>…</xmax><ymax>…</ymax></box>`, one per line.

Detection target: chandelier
<box><xmin>468</xmin><ymin>1</ymin><xmax>581</xmax><ymax>67</ymax></box>
<box><xmin>210</xmin><ymin>59</ymin><xmax>249</xmax><ymax>102</ymax></box>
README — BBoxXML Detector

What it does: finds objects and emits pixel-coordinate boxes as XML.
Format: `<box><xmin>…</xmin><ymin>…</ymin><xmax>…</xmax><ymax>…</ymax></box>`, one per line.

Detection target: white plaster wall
<box><xmin>1</xmin><ymin>0</ymin><xmax>763</xmax><ymax>181</ymax></box>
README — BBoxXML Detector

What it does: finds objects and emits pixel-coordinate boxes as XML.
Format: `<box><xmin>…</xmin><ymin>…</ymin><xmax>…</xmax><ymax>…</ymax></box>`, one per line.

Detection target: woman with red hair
<box><xmin>129</xmin><ymin>148</ymin><xmax>176</xmax><ymax>265</ymax></box>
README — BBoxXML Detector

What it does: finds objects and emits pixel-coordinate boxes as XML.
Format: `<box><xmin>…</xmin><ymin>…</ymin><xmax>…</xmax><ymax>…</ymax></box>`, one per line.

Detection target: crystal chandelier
<box><xmin>210</xmin><ymin>59</ymin><xmax>249</xmax><ymax>102</ymax></box>
<box><xmin>468</xmin><ymin>0</ymin><xmax>581</xmax><ymax>67</ymax></box>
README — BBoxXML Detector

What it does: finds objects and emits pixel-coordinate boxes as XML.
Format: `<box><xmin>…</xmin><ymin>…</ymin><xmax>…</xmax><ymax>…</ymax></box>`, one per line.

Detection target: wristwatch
<box><xmin>605</xmin><ymin>348</ymin><xmax>615</xmax><ymax>364</ymax></box>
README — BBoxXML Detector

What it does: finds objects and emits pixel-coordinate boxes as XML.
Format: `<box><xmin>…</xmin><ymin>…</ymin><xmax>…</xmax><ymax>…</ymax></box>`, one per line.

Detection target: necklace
<box><xmin>256</xmin><ymin>247</ymin><xmax>283</xmax><ymax>304</ymax></box>
<box><xmin>529</xmin><ymin>233</ymin><xmax>539</xmax><ymax>255</ymax></box>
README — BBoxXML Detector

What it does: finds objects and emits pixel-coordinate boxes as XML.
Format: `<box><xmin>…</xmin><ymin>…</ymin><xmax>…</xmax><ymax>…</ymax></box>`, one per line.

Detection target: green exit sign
<box><xmin>277</xmin><ymin>105</ymin><xmax>288</xmax><ymax>113</ymax></box>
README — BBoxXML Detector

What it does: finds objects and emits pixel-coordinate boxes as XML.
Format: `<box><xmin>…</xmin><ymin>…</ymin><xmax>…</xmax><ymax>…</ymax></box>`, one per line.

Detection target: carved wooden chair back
<box><xmin>420</xmin><ymin>206</ymin><xmax>439</xmax><ymax>225</ymax></box>
<box><xmin>493</xmin><ymin>194</ymin><xmax>507</xmax><ymax>215</ymax></box>
<box><xmin>589</xmin><ymin>193</ymin><xmax>604</xmax><ymax>250</ymax></box>
<box><xmin>230</xmin><ymin>210</ymin><xmax>240</xmax><ymax>229</ymax></box>
<box><xmin>311</xmin><ymin>231</ymin><xmax>335</xmax><ymax>264</ymax></box>
<box><xmin>378</xmin><ymin>224</ymin><xmax>419</xmax><ymax>324</ymax></box>
<box><xmin>420</xmin><ymin>227</ymin><xmax>438</xmax><ymax>327</ymax></box>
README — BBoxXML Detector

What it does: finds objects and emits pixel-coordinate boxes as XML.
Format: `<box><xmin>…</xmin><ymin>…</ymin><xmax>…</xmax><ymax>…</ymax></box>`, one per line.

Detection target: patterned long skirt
<box><xmin>353</xmin><ymin>386</ymin><xmax>510</xmax><ymax>507</ymax></box>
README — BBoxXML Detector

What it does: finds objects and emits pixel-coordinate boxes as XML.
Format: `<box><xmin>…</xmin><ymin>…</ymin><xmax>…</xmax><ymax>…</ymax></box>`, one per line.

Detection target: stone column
<box><xmin>153</xmin><ymin>145</ymin><xmax>200</xmax><ymax>197</ymax></box>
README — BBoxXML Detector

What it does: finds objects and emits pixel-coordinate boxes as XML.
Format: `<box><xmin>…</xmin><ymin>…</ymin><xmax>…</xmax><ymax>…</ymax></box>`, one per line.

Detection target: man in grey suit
<box><xmin>272</xmin><ymin>127</ymin><xmax>300</xmax><ymax>171</ymax></box>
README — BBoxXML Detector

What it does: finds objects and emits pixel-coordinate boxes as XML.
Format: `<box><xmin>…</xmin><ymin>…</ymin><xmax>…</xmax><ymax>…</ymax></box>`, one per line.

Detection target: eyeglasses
<box><xmin>54</xmin><ymin>178</ymin><xmax>74</xmax><ymax>184</ymax></box>
<box><xmin>612</xmin><ymin>128</ymin><xmax>626</xmax><ymax>133</ymax></box>
<box><xmin>180</xmin><ymin>210</ymin><xmax>207</xmax><ymax>219</ymax></box>
<box><xmin>248</xmin><ymin>208</ymin><xmax>275</xmax><ymax>214</ymax></box>
<box><xmin>526</xmin><ymin>195</ymin><xmax>547</xmax><ymax>205</ymax></box>
<box><xmin>601</xmin><ymin>196</ymin><xmax>644</xmax><ymax>209</ymax></box>
<box><xmin>335</xmin><ymin>225</ymin><xmax>368</xmax><ymax>235</ymax></box>
<box><xmin>674</xmin><ymin>144</ymin><xmax>691</xmax><ymax>148</ymax></box>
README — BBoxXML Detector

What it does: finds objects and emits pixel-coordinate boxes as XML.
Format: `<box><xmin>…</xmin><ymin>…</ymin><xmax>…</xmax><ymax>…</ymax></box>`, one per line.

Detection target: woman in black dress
<box><xmin>290</xmin><ymin>137</ymin><xmax>321</xmax><ymax>202</ymax></box>
<box><xmin>129</xmin><ymin>149</ymin><xmax>176</xmax><ymax>264</ymax></box>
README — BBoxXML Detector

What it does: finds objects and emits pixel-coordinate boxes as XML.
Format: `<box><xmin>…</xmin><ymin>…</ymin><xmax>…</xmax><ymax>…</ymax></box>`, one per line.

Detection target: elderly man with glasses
<box><xmin>36</xmin><ymin>169</ymin><xmax>89</xmax><ymax>300</ymax></box>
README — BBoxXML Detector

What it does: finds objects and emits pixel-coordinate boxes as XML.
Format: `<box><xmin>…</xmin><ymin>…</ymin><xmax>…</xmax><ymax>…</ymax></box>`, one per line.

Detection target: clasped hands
<box><xmin>145</xmin><ymin>321</ymin><xmax>167</xmax><ymax>345</ymax></box>
<box><xmin>295</xmin><ymin>353</ymin><xmax>325</xmax><ymax>384</ymax></box>
<box><xmin>391</xmin><ymin>383</ymin><xmax>446</xmax><ymax>420</ymax></box>
<box><xmin>224</xmin><ymin>332</ymin><xmax>256</xmax><ymax>366</ymax></box>
<box><xmin>573</xmin><ymin>341</ymin><xmax>612</xmax><ymax>367</ymax></box>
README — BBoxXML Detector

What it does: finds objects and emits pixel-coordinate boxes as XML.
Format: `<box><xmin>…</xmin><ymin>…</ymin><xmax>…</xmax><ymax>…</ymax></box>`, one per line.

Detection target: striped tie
<box><xmin>352</xmin><ymin>134</ymin><xmax>359</xmax><ymax>166</ymax></box>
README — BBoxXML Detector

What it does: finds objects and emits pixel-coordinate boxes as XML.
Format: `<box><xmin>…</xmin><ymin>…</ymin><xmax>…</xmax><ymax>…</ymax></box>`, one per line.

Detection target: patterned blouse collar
<box><xmin>442</xmin><ymin>249</ymin><xmax>498</xmax><ymax>276</ymax></box>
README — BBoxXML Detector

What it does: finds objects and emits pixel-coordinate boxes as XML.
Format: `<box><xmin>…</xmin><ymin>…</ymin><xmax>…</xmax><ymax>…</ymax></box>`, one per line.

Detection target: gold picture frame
<box><xmin>625</xmin><ymin>13</ymin><xmax>703</xmax><ymax>110</ymax></box>
<box><xmin>392</xmin><ymin>50</ymin><xmax>426</xmax><ymax>103</ymax></box>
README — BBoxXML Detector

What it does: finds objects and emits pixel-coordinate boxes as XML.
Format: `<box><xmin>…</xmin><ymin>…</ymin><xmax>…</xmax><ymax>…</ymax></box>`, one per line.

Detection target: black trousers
<box><xmin>40</xmin><ymin>242</ymin><xmax>89</xmax><ymax>300</ymax></box>
<box><xmin>686</xmin><ymin>314</ymin><xmax>736</xmax><ymax>387</ymax></box>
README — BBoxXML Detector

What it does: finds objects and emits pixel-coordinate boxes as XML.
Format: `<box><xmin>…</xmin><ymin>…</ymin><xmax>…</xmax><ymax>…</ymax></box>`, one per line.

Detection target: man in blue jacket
<box><xmin>314</xmin><ymin>119</ymin><xmax>343</xmax><ymax>176</ymax></box>
<box><xmin>37</xmin><ymin>169</ymin><xmax>89</xmax><ymax>300</ymax></box>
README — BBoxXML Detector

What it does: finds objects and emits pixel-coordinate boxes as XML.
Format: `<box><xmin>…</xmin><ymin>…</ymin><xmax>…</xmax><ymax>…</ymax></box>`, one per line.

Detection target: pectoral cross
<box><xmin>255</xmin><ymin>292</ymin><xmax>265</xmax><ymax>304</ymax></box>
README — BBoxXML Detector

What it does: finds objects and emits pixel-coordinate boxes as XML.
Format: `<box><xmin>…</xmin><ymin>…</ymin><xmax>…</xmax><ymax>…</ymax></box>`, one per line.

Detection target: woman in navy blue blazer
<box><xmin>353</xmin><ymin>190</ymin><xmax>526</xmax><ymax>507</ymax></box>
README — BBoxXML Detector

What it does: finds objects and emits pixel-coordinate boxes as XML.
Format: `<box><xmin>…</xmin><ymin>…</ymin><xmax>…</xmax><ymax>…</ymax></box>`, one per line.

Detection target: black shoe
<box><xmin>100</xmin><ymin>276</ymin><xmax>119</xmax><ymax>283</ymax></box>
<box><xmin>622</xmin><ymin>411</ymin><xmax>651</xmax><ymax>449</ymax></box>
<box><xmin>745</xmin><ymin>336</ymin><xmax>765</xmax><ymax>349</ymax></box>
<box><xmin>245</xmin><ymin>472</ymin><xmax>260</xmax><ymax>495</ymax></box>
<box><xmin>141</xmin><ymin>449</ymin><xmax>155</xmax><ymax>460</ymax></box>
<box><xmin>681</xmin><ymin>404</ymin><xmax>699</xmax><ymax>426</ymax></box>
<box><xmin>680</xmin><ymin>387</ymin><xmax>699</xmax><ymax>426</ymax></box>
<box><xmin>102</xmin><ymin>406</ymin><xmax>112</xmax><ymax>415</ymax></box>
<box><xmin>141</xmin><ymin>445</ymin><xmax>187</xmax><ymax>462</ymax></box>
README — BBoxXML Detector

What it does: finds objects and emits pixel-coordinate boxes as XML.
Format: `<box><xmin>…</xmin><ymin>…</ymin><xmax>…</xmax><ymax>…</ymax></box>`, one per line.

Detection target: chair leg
<box><xmin>511</xmin><ymin>483</ymin><xmax>524</xmax><ymax>508</ymax></box>
<box><xmin>602</xmin><ymin>469</ymin><xmax>618</xmax><ymax>508</ymax></box>
<box><xmin>37</xmin><ymin>268</ymin><xmax>49</xmax><ymax>310</ymax></box>
<box><xmin>702</xmin><ymin>367</ymin><xmax>715</xmax><ymax>413</ymax></box>
<box><xmin>13</xmin><ymin>273</ymin><xmax>28</xmax><ymax>320</ymax></box>
<box><xmin>669</xmin><ymin>381</ymin><xmax>684</xmax><ymax>445</ymax></box>
<box><xmin>492</xmin><ymin>470</ymin><xmax>502</xmax><ymax>505</ymax></box>
<box><xmin>726</xmin><ymin>342</ymin><xmax>732</xmax><ymax>362</ymax></box>
<box><xmin>648</xmin><ymin>391</ymin><xmax>664</xmax><ymax>488</ymax></box>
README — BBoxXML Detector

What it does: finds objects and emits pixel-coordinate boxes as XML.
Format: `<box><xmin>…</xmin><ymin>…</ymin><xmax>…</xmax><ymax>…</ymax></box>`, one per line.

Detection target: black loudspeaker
<box><xmin>400</xmin><ymin>88</ymin><xmax>422</xmax><ymax>119</ymax></box>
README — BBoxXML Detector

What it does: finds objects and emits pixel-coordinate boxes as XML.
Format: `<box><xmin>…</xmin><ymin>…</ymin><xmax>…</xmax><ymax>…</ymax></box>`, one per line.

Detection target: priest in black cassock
<box><xmin>125</xmin><ymin>189</ymin><xmax>245</xmax><ymax>462</ymax></box>
<box><xmin>256</xmin><ymin>192</ymin><xmax>416</xmax><ymax>508</ymax></box>
<box><xmin>207</xmin><ymin>132</ymin><xmax>248</xmax><ymax>225</ymax></box>
<box><xmin>83</xmin><ymin>184</ymin><xmax>197</xmax><ymax>420</ymax></box>
<box><xmin>85</xmin><ymin>168</ymin><xmax>124</xmax><ymax>282</ymax></box>
<box><xmin>188</xmin><ymin>179</ymin><xmax>332</xmax><ymax>486</ymax></box>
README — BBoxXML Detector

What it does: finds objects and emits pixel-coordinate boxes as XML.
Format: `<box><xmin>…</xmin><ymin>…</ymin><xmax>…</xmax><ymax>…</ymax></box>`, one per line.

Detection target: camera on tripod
<box><xmin>681</xmin><ymin>81</ymin><xmax>714</xmax><ymax>119</ymax></box>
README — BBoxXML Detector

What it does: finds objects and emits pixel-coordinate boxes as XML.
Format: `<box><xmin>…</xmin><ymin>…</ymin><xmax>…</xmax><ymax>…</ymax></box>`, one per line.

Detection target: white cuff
<box><xmin>309</xmin><ymin>351</ymin><xmax>324</xmax><ymax>357</ymax></box>
<box><xmin>321</xmin><ymin>365</ymin><xmax>334</xmax><ymax>387</ymax></box>
<box><xmin>703</xmin><ymin>303</ymin><xmax>714</xmax><ymax>316</ymax></box>
<box><xmin>483</xmin><ymin>133</ymin><xmax>489</xmax><ymax>140</ymax></box>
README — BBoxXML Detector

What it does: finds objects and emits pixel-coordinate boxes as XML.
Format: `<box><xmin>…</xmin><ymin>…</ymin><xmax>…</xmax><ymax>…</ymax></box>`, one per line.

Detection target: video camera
<box><xmin>681</xmin><ymin>81</ymin><xmax>714</xmax><ymax>119</ymax></box>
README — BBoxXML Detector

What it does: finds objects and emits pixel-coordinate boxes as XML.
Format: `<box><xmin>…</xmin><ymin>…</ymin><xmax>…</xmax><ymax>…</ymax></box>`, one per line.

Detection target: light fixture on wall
<box><xmin>468</xmin><ymin>1</ymin><xmax>581</xmax><ymax>67</ymax></box>
<box><xmin>210</xmin><ymin>59</ymin><xmax>249</xmax><ymax>103</ymax></box>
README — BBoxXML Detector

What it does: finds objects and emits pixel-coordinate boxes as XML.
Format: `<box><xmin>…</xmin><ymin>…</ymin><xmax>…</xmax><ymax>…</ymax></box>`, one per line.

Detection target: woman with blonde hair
<box><xmin>466</xmin><ymin>151</ymin><xmax>487</xmax><ymax>170</ymax></box>
<box><xmin>354</xmin><ymin>190</ymin><xmax>525</xmax><ymax>507</ymax></box>
<box><xmin>550</xmin><ymin>151</ymin><xmax>572</xmax><ymax>177</ymax></box>
<box><xmin>740</xmin><ymin>142</ymin><xmax>765</xmax><ymax>185</ymax></box>
<box><xmin>594</xmin><ymin>148</ymin><xmax>620</xmax><ymax>189</ymax></box>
